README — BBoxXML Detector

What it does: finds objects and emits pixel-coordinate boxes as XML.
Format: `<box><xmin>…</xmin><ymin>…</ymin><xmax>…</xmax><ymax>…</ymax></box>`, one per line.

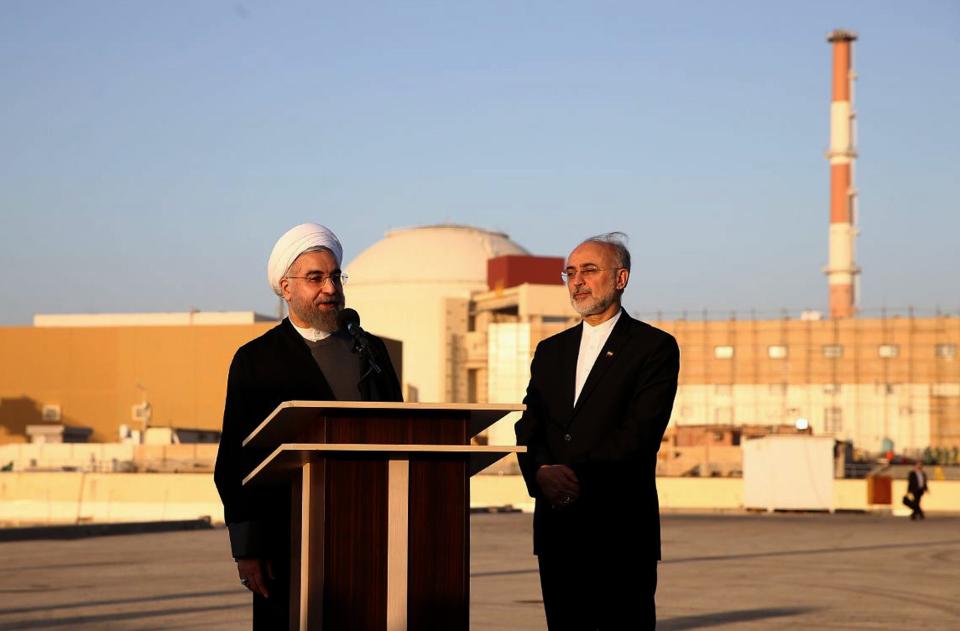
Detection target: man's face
<box><xmin>564</xmin><ymin>241</ymin><xmax>629</xmax><ymax>317</ymax></box>
<box><xmin>279</xmin><ymin>250</ymin><xmax>344</xmax><ymax>331</ymax></box>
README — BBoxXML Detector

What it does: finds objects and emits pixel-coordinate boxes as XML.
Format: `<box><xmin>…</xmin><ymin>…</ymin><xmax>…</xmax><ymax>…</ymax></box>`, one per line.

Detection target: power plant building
<box><xmin>0</xmin><ymin>227</ymin><xmax>957</xmax><ymax>460</ymax></box>
<box><xmin>2</xmin><ymin>32</ymin><xmax>958</xmax><ymax>463</ymax></box>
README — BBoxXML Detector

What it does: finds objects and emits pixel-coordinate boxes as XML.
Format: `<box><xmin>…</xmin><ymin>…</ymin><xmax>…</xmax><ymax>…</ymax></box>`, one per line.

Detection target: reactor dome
<box><xmin>346</xmin><ymin>224</ymin><xmax>529</xmax><ymax>287</ymax></box>
<box><xmin>344</xmin><ymin>224</ymin><xmax>531</xmax><ymax>403</ymax></box>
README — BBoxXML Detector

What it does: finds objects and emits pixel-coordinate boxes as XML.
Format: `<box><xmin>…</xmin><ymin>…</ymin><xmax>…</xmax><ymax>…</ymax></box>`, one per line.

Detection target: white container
<box><xmin>742</xmin><ymin>435</ymin><xmax>835</xmax><ymax>511</ymax></box>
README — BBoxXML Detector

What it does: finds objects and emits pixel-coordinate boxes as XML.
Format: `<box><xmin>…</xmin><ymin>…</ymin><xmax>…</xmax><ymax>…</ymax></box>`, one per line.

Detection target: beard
<box><xmin>288</xmin><ymin>292</ymin><xmax>344</xmax><ymax>332</ymax></box>
<box><xmin>570</xmin><ymin>286</ymin><xmax>618</xmax><ymax>317</ymax></box>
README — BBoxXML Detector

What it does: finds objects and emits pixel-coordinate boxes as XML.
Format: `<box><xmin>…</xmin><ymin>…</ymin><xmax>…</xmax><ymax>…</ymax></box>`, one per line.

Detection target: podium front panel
<box><xmin>322</xmin><ymin>457</ymin><xmax>389</xmax><ymax>629</ymax></box>
<box><xmin>408</xmin><ymin>458</ymin><xmax>469</xmax><ymax>629</ymax></box>
<box><xmin>287</xmin><ymin>453</ymin><xmax>472</xmax><ymax>630</ymax></box>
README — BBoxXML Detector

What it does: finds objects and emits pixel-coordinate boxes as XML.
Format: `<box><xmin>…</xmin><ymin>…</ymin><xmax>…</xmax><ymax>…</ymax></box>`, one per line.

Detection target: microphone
<box><xmin>336</xmin><ymin>308</ymin><xmax>382</xmax><ymax>375</ymax></box>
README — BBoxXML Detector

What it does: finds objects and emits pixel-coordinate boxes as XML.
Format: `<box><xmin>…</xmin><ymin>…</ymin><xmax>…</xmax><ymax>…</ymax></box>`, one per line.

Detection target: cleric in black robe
<box><xmin>214</xmin><ymin>223</ymin><xmax>402</xmax><ymax>628</ymax></box>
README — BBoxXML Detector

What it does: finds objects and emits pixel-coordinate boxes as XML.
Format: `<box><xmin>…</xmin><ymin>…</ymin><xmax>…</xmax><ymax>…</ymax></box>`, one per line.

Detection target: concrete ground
<box><xmin>0</xmin><ymin>512</ymin><xmax>957</xmax><ymax>629</ymax></box>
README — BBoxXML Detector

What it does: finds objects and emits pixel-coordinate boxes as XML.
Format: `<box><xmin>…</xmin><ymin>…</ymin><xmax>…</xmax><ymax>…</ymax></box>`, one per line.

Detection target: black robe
<box><xmin>214</xmin><ymin>317</ymin><xmax>402</xmax><ymax>627</ymax></box>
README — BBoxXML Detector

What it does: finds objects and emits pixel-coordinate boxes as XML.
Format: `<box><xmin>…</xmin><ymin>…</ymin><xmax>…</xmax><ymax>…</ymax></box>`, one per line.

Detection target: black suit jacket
<box><xmin>907</xmin><ymin>470</ymin><xmax>928</xmax><ymax>497</ymax></box>
<box><xmin>214</xmin><ymin>317</ymin><xmax>402</xmax><ymax>559</ymax></box>
<box><xmin>515</xmin><ymin>310</ymin><xmax>679</xmax><ymax>561</ymax></box>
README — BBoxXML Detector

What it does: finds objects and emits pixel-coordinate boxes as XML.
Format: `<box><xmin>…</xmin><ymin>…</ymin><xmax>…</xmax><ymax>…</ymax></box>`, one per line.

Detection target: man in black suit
<box><xmin>515</xmin><ymin>232</ymin><xmax>679</xmax><ymax>630</ymax></box>
<box><xmin>907</xmin><ymin>462</ymin><xmax>930</xmax><ymax>520</ymax></box>
<box><xmin>214</xmin><ymin>223</ymin><xmax>402</xmax><ymax>629</ymax></box>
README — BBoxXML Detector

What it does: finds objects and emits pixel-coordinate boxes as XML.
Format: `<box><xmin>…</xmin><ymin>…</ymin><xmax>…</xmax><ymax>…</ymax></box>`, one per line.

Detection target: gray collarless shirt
<box><xmin>303</xmin><ymin>332</ymin><xmax>364</xmax><ymax>400</ymax></box>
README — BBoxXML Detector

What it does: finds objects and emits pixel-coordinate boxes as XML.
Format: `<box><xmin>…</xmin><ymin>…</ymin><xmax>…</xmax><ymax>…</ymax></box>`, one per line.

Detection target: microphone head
<box><xmin>336</xmin><ymin>307</ymin><xmax>361</xmax><ymax>332</ymax></box>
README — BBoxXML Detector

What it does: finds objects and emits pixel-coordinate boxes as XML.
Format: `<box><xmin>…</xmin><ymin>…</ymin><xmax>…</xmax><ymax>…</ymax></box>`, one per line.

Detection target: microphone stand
<box><xmin>346</xmin><ymin>322</ymin><xmax>383</xmax><ymax>378</ymax></box>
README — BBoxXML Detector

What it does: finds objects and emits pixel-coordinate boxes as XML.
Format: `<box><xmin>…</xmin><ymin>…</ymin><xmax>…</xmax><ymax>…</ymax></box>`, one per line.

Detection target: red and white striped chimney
<box><xmin>825</xmin><ymin>29</ymin><xmax>860</xmax><ymax>319</ymax></box>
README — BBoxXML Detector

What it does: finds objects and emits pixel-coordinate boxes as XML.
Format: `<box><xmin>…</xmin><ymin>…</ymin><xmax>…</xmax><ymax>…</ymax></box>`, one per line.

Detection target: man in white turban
<box><xmin>214</xmin><ymin>223</ymin><xmax>402</xmax><ymax>629</ymax></box>
<box><xmin>267</xmin><ymin>223</ymin><xmax>345</xmax><ymax>333</ymax></box>
<box><xmin>267</xmin><ymin>222</ymin><xmax>343</xmax><ymax>295</ymax></box>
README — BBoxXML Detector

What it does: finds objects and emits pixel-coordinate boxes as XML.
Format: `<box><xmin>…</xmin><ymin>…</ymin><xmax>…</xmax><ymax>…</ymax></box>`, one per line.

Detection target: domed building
<box><xmin>347</xmin><ymin>224</ymin><xmax>530</xmax><ymax>291</ymax></box>
<box><xmin>345</xmin><ymin>224</ymin><xmax>574</xmax><ymax>407</ymax></box>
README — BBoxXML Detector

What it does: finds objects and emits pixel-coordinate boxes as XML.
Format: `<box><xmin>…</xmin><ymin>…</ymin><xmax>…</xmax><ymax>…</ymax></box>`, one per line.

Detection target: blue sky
<box><xmin>1</xmin><ymin>1</ymin><xmax>958</xmax><ymax>324</ymax></box>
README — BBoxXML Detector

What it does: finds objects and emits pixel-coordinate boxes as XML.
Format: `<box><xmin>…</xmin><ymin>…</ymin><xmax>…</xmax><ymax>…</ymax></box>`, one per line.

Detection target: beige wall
<box><xmin>0</xmin><ymin>324</ymin><xmax>275</xmax><ymax>442</ymax></box>
<box><xmin>0</xmin><ymin>472</ymin><xmax>222</xmax><ymax>525</ymax></box>
<box><xmin>3</xmin><ymin>310</ymin><xmax>956</xmax><ymax>454</ymax></box>
<box><xmin>655</xmin><ymin>315</ymin><xmax>960</xmax><ymax>452</ymax></box>
<box><xmin>651</xmin><ymin>315</ymin><xmax>960</xmax><ymax>387</ymax></box>
<box><xmin>3</xmin><ymin>473</ymin><xmax>958</xmax><ymax>526</ymax></box>
<box><xmin>345</xmin><ymin>282</ymin><xmax>482</xmax><ymax>403</ymax></box>
<box><xmin>672</xmin><ymin>383</ymin><xmax>939</xmax><ymax>452</ymax></box>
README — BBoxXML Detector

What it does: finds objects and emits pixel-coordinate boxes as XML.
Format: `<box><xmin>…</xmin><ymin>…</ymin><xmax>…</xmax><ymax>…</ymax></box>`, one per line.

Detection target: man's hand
<box><xmin>536</xmin><ymin>464</ymin><xmax>580</xmax><ymax>508</ymax></box>
<box><xmin>237</xmin><ymin>558</ymin><xmax>273</xmax><ymax>598</ymax></box>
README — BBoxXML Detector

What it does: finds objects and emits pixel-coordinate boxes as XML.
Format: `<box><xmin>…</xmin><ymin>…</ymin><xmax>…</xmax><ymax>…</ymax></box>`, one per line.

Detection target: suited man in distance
<box><xmin>214</xmin><ymin>223</ymin><xmax>402</xmax><ymax>629</ymax></box>
<box><xmin>515</xmin><ymin>232</ymin><xmax>680</xmax><ymax>630</ymax></box>
<box><xmin>907</xmin><ymin>462</ymin><xmax>931</xmax><ymax>520</ymax></box>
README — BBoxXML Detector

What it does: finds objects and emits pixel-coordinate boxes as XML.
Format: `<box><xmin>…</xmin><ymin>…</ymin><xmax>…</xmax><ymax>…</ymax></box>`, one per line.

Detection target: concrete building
<box><xmin>347</xmin><ymin>226</ymin><xmax>959</xmax><ymax>454</ymax></box>
<box><xmin>344</xmin><ymin>224</ymin><xmax>580</xmax><ymax>446</ymax></box>
<box><xmin>0</xmin><ymin>313</ymin><xmax>278</xmax><ymax>443</ymax></box>
<box><xmin>32</xmin><ymin>311</ymin><xmax>276</xmax><ymax>328</ymax></box>
<box><xmin>1</xmin><ymin>230</ymin><xmax>956</xmax><ymax>458</ymax></box>
<box><xmin>345</xmin><ymin>224</ymin><xmax>536</xmax><ymax>403</ymax></box>
<box><xmin>649</xmin><ymin>311</ymin><xmax>960</xmax><ymax>454</ymax></box>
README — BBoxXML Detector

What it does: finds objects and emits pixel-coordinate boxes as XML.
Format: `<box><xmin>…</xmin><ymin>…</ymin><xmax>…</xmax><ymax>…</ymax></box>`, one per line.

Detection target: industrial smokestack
<box><xmin>824</xmin><ymin>29</ymin><xmax>860</xmax><ymax>319</ymax></box>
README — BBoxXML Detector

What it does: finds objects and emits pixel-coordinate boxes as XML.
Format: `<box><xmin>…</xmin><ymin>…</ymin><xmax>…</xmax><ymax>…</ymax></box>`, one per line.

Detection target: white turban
<box><xmin>267</xmin><ymin>223</ymin><xmax>343</xmax><ymax>296</ymax></box>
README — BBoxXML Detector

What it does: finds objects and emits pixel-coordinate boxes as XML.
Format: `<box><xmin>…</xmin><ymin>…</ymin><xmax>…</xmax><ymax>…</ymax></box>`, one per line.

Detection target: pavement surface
<box><xmin>0</xmin><ymin>512</ymin><xmax>957</xmax><ymax>629</ymax></box>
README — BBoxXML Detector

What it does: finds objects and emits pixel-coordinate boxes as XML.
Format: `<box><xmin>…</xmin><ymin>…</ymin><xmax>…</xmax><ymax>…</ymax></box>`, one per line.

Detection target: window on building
<box><xmin>935</xmin><ymin>344</ymin><xmax>957</xmax><ymax>359</ymax></box>
<box><xmin>932</xmin><ymin>383</ymin><xmax>960</xmax><ymax>396</ymax></box>
<box><xmin>714</xmin><ymin>345</ymin><xmax>734</xmax><ymax>359</ymax></box>
<box><xmin>823</xmin><ymin>383</ymin><xmax>842</xmax><ymax>394</ymax></box>
<box><xmin>714</xmin><ymin>384</ymin><xmax>732</xmax><ymax>396</ymax></box>
<box><xmin>822</xmin><ymin>344</ymin><xmax>843</xmax><ymax>358</ymax></box>
<box><xmin>878</xmin><ymin>344</ymin><xmax>899</xmax><ymax>359</ymax></box>
<box><xmin>769</xmin><ymin>383</ymin><xmax>787</xmax><ymax>395</ymax></box>
<box><xmin>467</xmin><ymin>369</ymin><xmax>479</xmax><ymax>403</ymax></box>
<box><xmin>714</xmin><ymin>407</ymin><xmax>733</xmax><ymax>424</ymax></box>
<box><xmin>824</xmin><ymin>407</ymin><xmax>843</xmax><ymax>433</ymax></box>
<box><xmin>768</xmin><ymin>345</ymin><xmax>788</xmax><ymax>359</ymax></box>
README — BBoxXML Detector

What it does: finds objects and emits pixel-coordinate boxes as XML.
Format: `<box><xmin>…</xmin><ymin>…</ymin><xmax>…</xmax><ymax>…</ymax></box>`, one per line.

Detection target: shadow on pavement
<box><xmin>659</xmin><ymin>606</ymin><xmax>815</xmax><ymax>629</ymax></box>
<box><xmin>0</xmin><ymin>603</ymin><xmax>247</xmax><ymax>629</ymax></box>
<box><xmin>663</xmin><ymin>539</ymin><xmax>960</xmax><ymax>565</ymax></box>
<box><xmin>0</xmin><ymin>590</ymin><xmax>243</xmax><ymax>616</ymax></box>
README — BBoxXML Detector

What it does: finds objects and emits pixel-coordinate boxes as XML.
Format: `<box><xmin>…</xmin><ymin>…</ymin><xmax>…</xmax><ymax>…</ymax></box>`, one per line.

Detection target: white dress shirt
<box><xmin>290</xmin><ymin>320</ymin><xmax>333</xmax><ymax>342</ymax></box>
<box><xmin>574</xmin><ymin>310</ymin><xmax>622</xmax><ymax>406</ymax></box>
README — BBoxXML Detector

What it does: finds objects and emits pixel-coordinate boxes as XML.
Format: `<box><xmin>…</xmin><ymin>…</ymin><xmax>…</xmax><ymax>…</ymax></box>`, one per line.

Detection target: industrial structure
<box><xmin>825</xmin><ymin>29</ymin><xmax>860</xmax><ymax>319</ymax></box>
<box><xmin>343</xmin><ymin>224</ymin><xmax>544</xmax><ymax>404</ymax></box>
<box><xmin>647</xmin><ymin>310</ymin><xmax>959</xmax><ymax>454</ymax></box>
<box><xmin>1</xmin><ymin>30</ymin><xmax>958</xmax><ymax>470</ymax></box>
<box><xmin>2</xmin><ymin>231</ymin><xmax>958</xmax><ymax>464</ymax></box>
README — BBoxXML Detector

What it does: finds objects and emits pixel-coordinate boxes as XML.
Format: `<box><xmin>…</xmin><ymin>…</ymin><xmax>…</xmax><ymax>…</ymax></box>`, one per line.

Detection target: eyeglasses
<box><xmin>285</xmin><ymin>272</ymin><xmax>348</xmax><ymax>287</ymax></box>
<box><xmin>560</xmin><ymin>266</ymin><xmax>622</xmax><ymax>283</ymax></box>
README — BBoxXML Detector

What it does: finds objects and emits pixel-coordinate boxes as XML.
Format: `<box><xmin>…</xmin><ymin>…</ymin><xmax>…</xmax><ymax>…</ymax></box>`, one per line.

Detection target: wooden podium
<box><xmin>242</xmin><ymin>401</ymin><xmax>525</xmax><ymax>631</ymax></box>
